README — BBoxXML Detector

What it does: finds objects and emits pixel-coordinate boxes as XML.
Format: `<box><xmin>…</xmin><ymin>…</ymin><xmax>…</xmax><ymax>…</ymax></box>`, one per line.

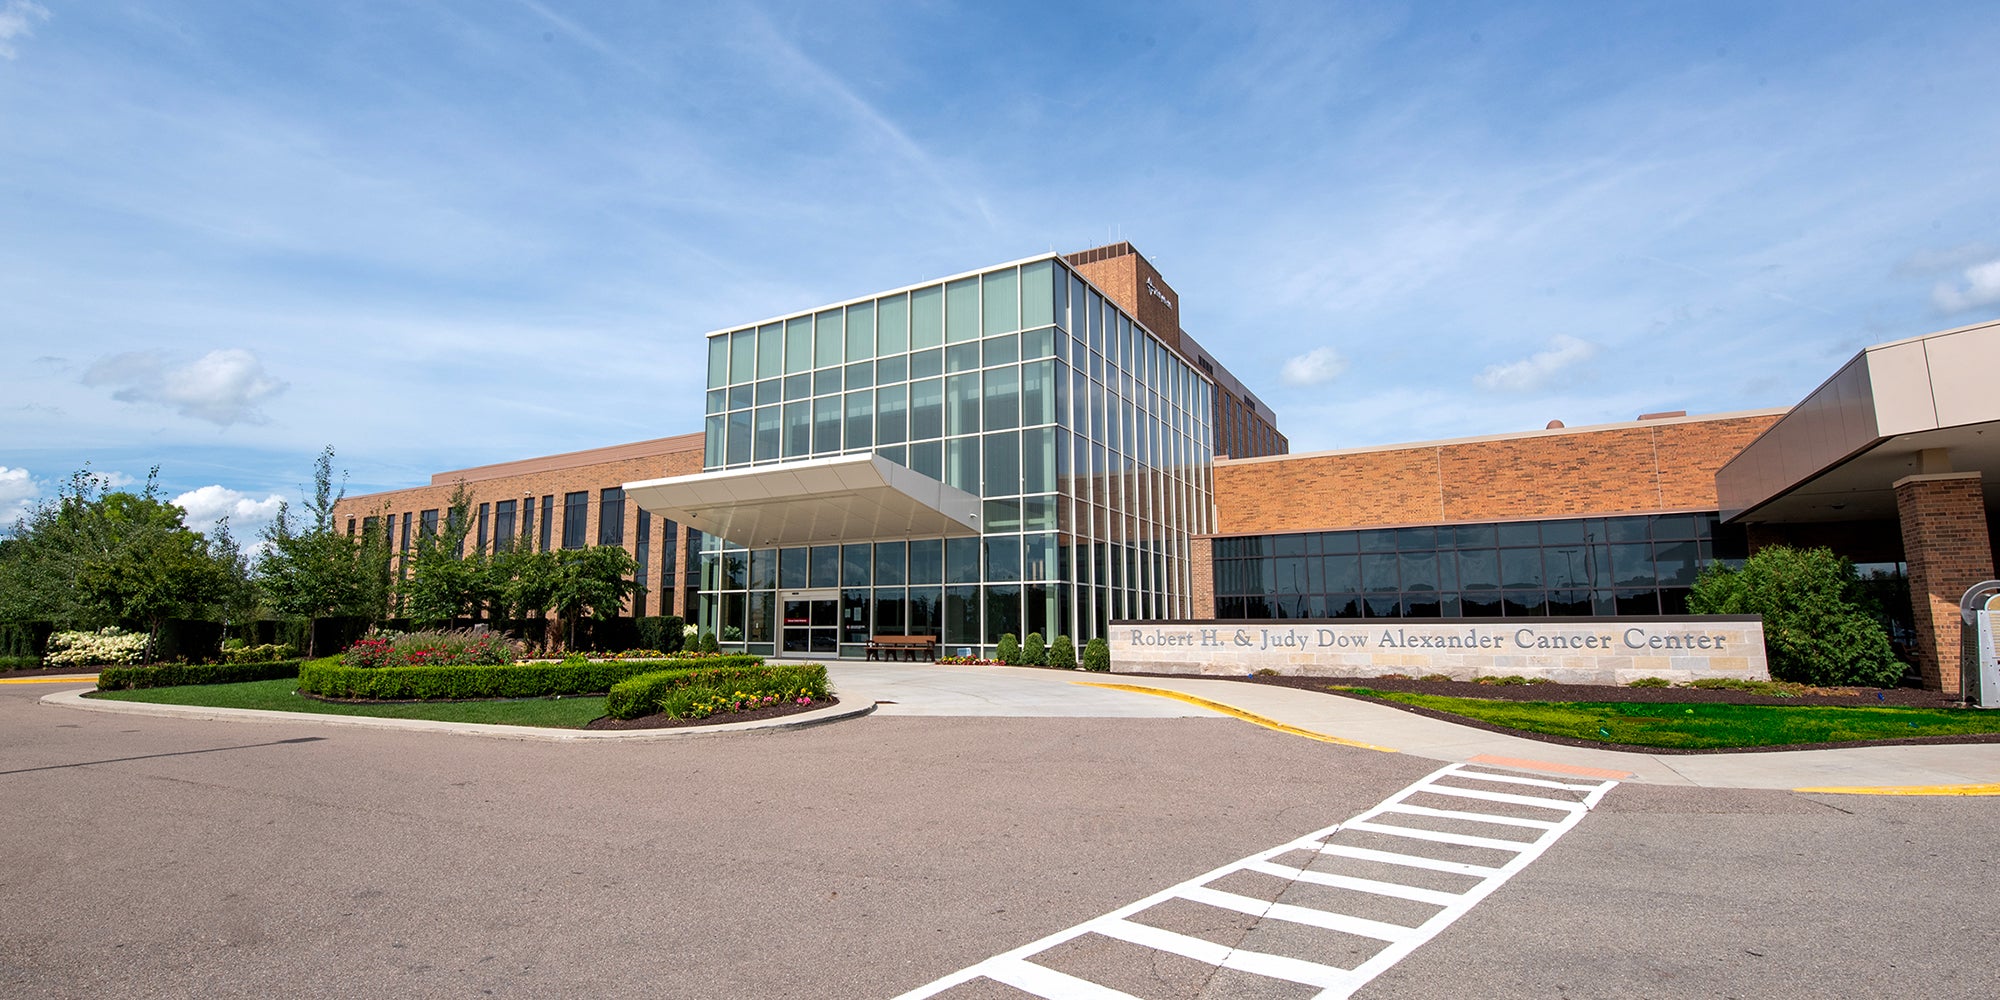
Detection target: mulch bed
<box><xmin>1126</xmin><ymin>672</ymin><xmax>2000</xmax><ymax>754</ymax></box>
<box><xmin>1225</xmin><ymin>673</ymin><xmax>1962</xmax><ymax>708</ymax></box>
<box><xmin>583</xmin><ymin>697</ymin><xmax>838</xmax><ymax>731</ymax></box>
<box><xmin>0</xmin><ymin>667</ymin><xmax>95</xmax><ymax>680</ymax></box>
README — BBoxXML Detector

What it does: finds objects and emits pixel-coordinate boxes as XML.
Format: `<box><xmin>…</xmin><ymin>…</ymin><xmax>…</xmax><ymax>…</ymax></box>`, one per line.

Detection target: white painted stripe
<box><xmin>1311</xmin><ymin>842</ymin><xmax>1504</xmax><ymax>877</ymax></box>
<box><xmin>1179</xmin><ymin>885</ymin><xmax>1414</xmax><ymax>942</ymax></box>
<box><xmin>1092</xmin><ymin>918</ymin><xmax>1358</xmax><ymax>991</ymax></box>
<box><xmin>1419</xmin><ymin>784</ymin><xmax>1586</xmax><ymax>812</ymax></box>
<box><xmin>1439</xmin><ymin>769</ymin><xmax>1606</xmax><ymax>793</ymax></box>
<box><xmin>1243</xmin><ymin>860</ymin><xmax>1465</xmax><ymax>907</ymax></box>
<box><xmin>1344</xmin><ymin>819</ymin><xmax>1538</xmax><ymax>853</ymax></box>
<box><xmin>982</xmin><ymin>958</ymin><xmax>1146</xmax><ymax>999</ymax></box>
<box><xmin>892</xmin><ymin>763</ymin><xmax>1616</xmax><ymax>1000</ymax></box>
<box><xmin>1380</xmin><ymin>803</ymin><xmax>1562</xmax><ymax>830</ymax></box>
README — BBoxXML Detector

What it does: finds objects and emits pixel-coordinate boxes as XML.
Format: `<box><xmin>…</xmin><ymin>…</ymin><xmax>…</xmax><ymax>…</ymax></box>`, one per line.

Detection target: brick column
<box><xmin>1189</xmin><ymin>536</ymin><xmax>1216</xmax><ymax>620</ymax></box>
<box><xmin>1895</xmin><ymin>473</ymin><xmax>1995</xmax><ymax>691</ymax></box>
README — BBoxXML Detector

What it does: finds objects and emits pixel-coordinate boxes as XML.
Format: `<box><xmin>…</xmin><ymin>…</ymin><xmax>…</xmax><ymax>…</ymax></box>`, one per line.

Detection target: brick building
<box><xmin>335</xmin><ymin>245</ymin><xmax>2000</xmax><ymax>689</ymax></box>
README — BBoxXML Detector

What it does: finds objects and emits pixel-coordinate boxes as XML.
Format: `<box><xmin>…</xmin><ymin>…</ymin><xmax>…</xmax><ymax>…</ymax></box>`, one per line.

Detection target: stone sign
<box><xmin>1109</xmin><ymin>617</ymin><xmax>1768</xmax><ymax>685</ymax></box>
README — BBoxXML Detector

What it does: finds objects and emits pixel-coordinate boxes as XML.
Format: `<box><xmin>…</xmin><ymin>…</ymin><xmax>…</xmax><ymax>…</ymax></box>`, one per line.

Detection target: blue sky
<box><xmin>5</xmin><ymin>1</ymin><xmax>2000</xmax><ymax>540</ymax></box>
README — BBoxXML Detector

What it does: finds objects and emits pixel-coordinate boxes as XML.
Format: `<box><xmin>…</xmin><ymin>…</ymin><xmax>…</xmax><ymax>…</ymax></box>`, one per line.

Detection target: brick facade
<box><xmin>1212</xmin><ymin>411</ymin><xmax>1783</xmax><ymax>535</ymax></box>
<box><xmin>1188</xmin><ymin>536</ymin><xmax>1216</xmax><ymax>620</ymax></box>
<box><xmin>1894</xmin><ymin>472</ymin><xmax>1994</xmax><ymax>692</ymax></box>
<box><xmin>331</xmin><ymin>434</ymin><xmax>705</xmax><ymax>621</ymax></box>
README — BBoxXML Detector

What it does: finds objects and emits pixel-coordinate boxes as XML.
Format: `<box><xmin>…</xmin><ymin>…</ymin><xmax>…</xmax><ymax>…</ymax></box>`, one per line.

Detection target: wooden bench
<box><xmin>867</xmin><ymin>634</ymin><xmax>938</xmax><ymax>662</ymax></box>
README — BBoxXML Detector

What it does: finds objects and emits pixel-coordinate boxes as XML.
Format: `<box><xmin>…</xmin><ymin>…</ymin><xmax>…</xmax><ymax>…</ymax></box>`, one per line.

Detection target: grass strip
<box><xmin>1341</xmin><ymin>688</ymin><xmax>2000</xmax><ymax>749</ymax></box>
<box><xmin>88</xmin><ymin>678</ymin><xmax>606</xmax><ymax>729</ymax></box>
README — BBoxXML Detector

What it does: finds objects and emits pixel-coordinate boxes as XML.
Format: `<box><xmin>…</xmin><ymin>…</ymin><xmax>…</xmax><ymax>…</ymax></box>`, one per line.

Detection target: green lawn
<box><xmin>1343</xmin><ymin>689</ymin><xmax>2000</xmax><ymax>749</ymax></box>
<box><xmin>89</xmin><ymin>678</ymin><xmax>608</xmax><ymax>728</ymax></box>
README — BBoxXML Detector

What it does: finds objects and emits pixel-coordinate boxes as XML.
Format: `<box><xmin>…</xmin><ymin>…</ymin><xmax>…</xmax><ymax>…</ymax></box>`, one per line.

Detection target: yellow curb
<box><xmin>1794</xmin><ymin>783</ymin><xmax>2000</xmax><ymax>796</ymax></box>
<box><xmin>1072</xmin><ymin>681</ymin><xmax>1396</xmax><ymax>753</ymax></box>
<box><xmin>1</xmin><ymin>675</ymin><xmax>97</xmax><ymax>684</ymax></box>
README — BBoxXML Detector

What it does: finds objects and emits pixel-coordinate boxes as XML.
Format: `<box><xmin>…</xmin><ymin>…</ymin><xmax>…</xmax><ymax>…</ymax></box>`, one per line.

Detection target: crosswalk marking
<box><xmin>891</xmin><ymin>762</ymin><xmax>1619</xmax><ymax>1000</ymax></box>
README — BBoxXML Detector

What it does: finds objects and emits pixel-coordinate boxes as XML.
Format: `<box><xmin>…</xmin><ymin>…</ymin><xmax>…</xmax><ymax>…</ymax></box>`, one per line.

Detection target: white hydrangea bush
<box><xmin>45</xmin><ymin>627</ymin><xmax>150</xmax><ymax>666</ymax></box>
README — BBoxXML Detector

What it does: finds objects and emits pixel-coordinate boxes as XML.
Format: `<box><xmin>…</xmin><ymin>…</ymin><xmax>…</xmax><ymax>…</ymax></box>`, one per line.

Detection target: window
<box><xmin>539</xmin><ymin>495</ymin><xmax>554</xmax><ymax>552</ymax></box>
<box><xmin>475</xmin><ymin>503</ymin><xmax>490</xmax><ymax>554</ymax></box>
<box><xmin>633</xmin><ymin>509</ymin><xmax>651</xmax><ymax>617</ymax></box>
<box><xmin>419</xmin><ymin>509</ymin><xmax>439</xmax><ymax>540</ymax></box>
<box><xmin>563</xmin><ymin>492</ymin><xmax>588</xmax><ymax>549</ymax></box>
<box><xmin>517</xmin><ymin>498</ymin><xmax>532</xmax><ymax>552</ymax></box>
<box><xmin>599</xmin><ymin>487</ymin><xmax>625</xmax><ymax>546</ymax></box>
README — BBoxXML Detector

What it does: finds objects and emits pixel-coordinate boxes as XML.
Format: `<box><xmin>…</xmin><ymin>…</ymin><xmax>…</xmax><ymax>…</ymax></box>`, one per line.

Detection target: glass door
<box><xmin>782</xmin><ymin>590</ymin><xmax>839</xmax><ymax>655</ymax></box>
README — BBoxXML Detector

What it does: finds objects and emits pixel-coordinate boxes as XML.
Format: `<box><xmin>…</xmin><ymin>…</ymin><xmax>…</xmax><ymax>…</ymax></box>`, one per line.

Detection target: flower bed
<box><xmin>46</xmin><ymin>627</ymin><xmax>149</xmax><ymax>667</ymax></box>
<box><xmin>606</xmin><ymin>663</ymin><xmax>829</xmax><ymax>720</ymax></box>
<box><xmin>299</xmin><ymin>654</ymin><xmax>764</xmax><ymax>701</ymax></box>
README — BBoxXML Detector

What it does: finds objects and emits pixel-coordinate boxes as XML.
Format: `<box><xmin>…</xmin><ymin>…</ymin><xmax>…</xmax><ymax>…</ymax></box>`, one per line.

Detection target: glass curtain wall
<box><xmin>1213</xmin><ymin>514</ymin><xmax>1751</xmax><ymax>621</ymax></box>
<box><xmin>697</xmin><ymin>255</ymin><xmax>1216</xmax><ymax>655</ymax></box>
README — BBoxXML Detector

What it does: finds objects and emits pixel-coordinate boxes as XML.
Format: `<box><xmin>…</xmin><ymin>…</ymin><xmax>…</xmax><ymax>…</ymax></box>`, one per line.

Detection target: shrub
<box><xmin>1419</xmin><ymin>673</ymin><xmax>1453</xmax><ymax>682</ymax></box>
<box><xmin>221</xmin><ymin>643</ymin><xmax>295</xmax><ymax>665</ymax></box>
<box><xmin>1022</xmin><ymin>632</ymin><xmax>1046</xmax><ymax>667</ymax></box>
<box><xmin>636</xmin><ymin>615</ymin><xmax>686</xmax><ymax>654</ymax></box>
<box><xmin>300</xmin><ymin>654</ymin><xmax>766</xmax><ymax>701</ymax></box>
<box><xmin>1627</xmin><ymin>676</ymin><xmax>1672</xmax><ymax>688</ymax></box>
<box><xmin>607</xmin><ymin>663</ymin><xmax>827</xmax><ymax>719</ymax></box>
<box><xmin>996</xmin><ymin>633</ymin><xmax>1021</xmax><ymax>665</ymax></box>
<box><xmin>0</xmin><ymin>654</ymin><xmax>42</xmax><ymax>670</ymax></box>
<box><xmin>1082</xmin><ymin>637</ymin><xmax>1111</xmax><ymax>672</ymax></box>
<box><xmin>1046</xmin><ymin>634</ymin><xmax>1077</xmax><ymax>670</ymax></box>
<box><xmin>46</xmin><ymin>627</ymin><xmax>150</xmax><ymax>667</ymax></box>
<box><xmin>97</xmin><ymin>660</ymin><xmax>301</xmax><ymax>691</ymax></box>
<box><xmin>341</xmin><ymin>629</ymin><xmax>515</xmax><ymax>669</ymax></box>
<box><xmin>1688</xmin><ymin>544</ymin><xmax>1903</xmax><ymax>687</ymax></box>
<box><xmin>699</xmin><ymin>631</ymin><xmax>720</xmax><ymax>654</ymax></box>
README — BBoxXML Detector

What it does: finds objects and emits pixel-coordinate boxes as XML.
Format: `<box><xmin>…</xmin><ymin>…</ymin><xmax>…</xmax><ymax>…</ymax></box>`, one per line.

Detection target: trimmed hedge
<box><xmin>0</xmin><ymin>654</ymin><xmax>42</xmax><ymax>671</ymax></box>
<box><xmin>96</xmin><ymin>660</ymin><xmax>303</xmax><ymax>691</ymax></box>
<box><xmin>297</xmin><ymin>654</ymin><xmax>764</xmax><ymax>701</ymax></box>
<box><xmin>607</xmin><ymin>663</ymin><xmax>829</xmax><ymax>719</ymax></box>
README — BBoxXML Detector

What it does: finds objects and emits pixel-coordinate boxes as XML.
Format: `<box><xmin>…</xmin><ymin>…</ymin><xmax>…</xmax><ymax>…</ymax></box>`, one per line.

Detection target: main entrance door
<box><xmin>782</xmin><ymin>590</ymin><xmax>839</xmax><ymax>655</ymax></box>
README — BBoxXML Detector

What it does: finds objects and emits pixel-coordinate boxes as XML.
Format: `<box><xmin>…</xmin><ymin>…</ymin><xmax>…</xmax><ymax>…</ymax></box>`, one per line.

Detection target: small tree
<box><xmin>699</xmin><ymin>630</ymin><xmax>719</xmax><ymax>654</ymax></box>
<box><xmin>996</xmin><ymin>632</ymin><xmax>1021</xmax><ymax>665</ymax></box>
<box><xmin>1082</xmin><ymin>637</ymin><xmax>1112</xmax><ymax>672</ymax></box>
<box><xmin>402</xmin><ymin>482</ymin><xmax>489</xmax><ymax>628</ymax></box>
<box><xmin>549</xmin><ymin>545</ymin><xmax>638</xmax><ymax>651</ymax></box>
<box><xmin>1022</xmin><ymin>631</ymin><xmax>1046</xmax><ymax>667</ymax></box>
<box><xmin>1688</xmin><ymin>545</ymin><xmax>1903</xmax><ymax>687</ymax></box>
<box><xmin>1046</xmin><ymin>634</ymin><xmax>1077</xmax><ymax>670</ymax></box>
<box><xmin>257</xmin><ymin>448</ymin><xmax>391</xmax><ymax>655</ymax></box>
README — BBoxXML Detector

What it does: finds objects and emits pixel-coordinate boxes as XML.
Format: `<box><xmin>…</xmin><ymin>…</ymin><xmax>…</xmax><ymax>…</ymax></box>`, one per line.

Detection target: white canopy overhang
<box><xmin>623</xmin><ymin>453</ymin><xmax>982</xmax><ymax>549</ymax></box>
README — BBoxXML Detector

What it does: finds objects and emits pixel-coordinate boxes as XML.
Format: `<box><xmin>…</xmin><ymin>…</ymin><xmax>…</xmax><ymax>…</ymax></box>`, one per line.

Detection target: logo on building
<box><xmin>1145</xmin><ymin>276</ymin><xmax>1174</xmax><ymax>311</ymax></box>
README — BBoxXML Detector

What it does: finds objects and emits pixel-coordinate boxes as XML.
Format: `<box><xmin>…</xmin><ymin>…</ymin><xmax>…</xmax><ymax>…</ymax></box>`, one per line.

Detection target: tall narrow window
<box><xmin>659</xmin><ymin>517</ymin><xmax>679</xmax><ymax>593</ymax></box>
<box><xmin>633</xmin><ymin>508</ymin><xmax>651</xmax><ymax>618</ymax></box>
<box><xmin>598</xmin><ymin>487</ymin><xmax>625</xmax><ymax>546</ymax></box>
<box><xmin>475</xmin><ymin>503</ymin><xmax>490</xmax><ymax>554</ymax></box>
<box><xmin>492</xmin><ymin>501</ymin><xmax>515</xmax><ymax>553</ymax></box>
<box><xmin>539</xmin><ymin>495</ymin><xmax>554</xmax><ymax>552</ymax></box>
<box><xmin>562</xmin><ymin>492</ymin><xmax>588</xmax><ymax>549</ymax></box>
<box><xmin>518</xmin><ymin>497</ymin><xmax>533</xmax><ymax>551</ymax></box>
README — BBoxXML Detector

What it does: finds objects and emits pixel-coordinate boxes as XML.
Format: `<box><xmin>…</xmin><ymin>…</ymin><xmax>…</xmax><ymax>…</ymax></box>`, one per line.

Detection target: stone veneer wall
<box><xmin>1110</xmin><ymin>618</ymin><xmax>1769</xmax><ymax>686</ymax></box>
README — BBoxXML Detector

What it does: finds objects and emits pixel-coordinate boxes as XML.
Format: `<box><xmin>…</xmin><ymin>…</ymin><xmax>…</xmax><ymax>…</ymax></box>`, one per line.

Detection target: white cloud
<box><xmin>1475</xmin><ymin>335</ymin><xmax>1600</xmax><ymax>392</ymax></box>
<box><xmin>1932</xmin><ymin>259</ymin><xmax>2000</xmax><ymax>314</ymax></box>
<box><xmin>0</xmin><ymin>466</ymin><xmax>41</xmax><ymax>528</ymax></box>
<box><xmin>171</xmin><ymin>484</ymin><xmax>286</xmax><ymax>542</ymax></box>
<box><xmin>82</xmin><ymin>348</ymin><xmax>288</xmax><ymax>426</ymax></box>
<box><xmin>0</xmin><ymin>1</ymin><xmax>48</xmax><ymax>60</ymax></box>
<box><xmin>1280</xmin><ymin>346</ymin><xmax>1350</xmax><ymax>386</ymax></box>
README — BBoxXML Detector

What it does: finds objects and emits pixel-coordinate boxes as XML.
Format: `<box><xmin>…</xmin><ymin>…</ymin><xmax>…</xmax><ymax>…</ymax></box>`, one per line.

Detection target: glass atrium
<box><xmin>691</xmin><ymin>255</ymin><xmax>1216</xmax><ymax>656</ymax></box>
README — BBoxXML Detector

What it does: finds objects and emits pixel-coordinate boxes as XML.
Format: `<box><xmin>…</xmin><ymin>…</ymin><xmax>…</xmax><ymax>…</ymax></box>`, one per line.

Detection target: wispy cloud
<box><xmin>82</xmin><ymin>348</ymin><xmax>288</xmax><ymax>426</ymax></box>
<box><xmin>0</xmin><ymin>0</ymin><xmax>48</xmax><ymax>60</ymax></box>
<box><xmin>1280</xmin><ymin>346</ymin><xmax>1350</xmax><ymax>386</ymax></box>
<box><xmin>1476</xmin><ymin>335</ymin><xmax>1599</xmax><ymax>392</ymax></box>
<box><xmin>1932</xmin><ymin>259</ymin><xmax>2000</xmax><ymax>315</ymax></box>
<box><xmin>512</xmin><ymin>0</ymin><xmax>657</xmax><ymax>81</ymax></box>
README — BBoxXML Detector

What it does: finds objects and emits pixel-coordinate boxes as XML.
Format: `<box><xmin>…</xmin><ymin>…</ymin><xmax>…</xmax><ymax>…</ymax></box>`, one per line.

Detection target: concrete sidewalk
<box><xmin>824</xmin><ymin>661</ymin><xmax>2000</xmax><ymax>792</ymax></box>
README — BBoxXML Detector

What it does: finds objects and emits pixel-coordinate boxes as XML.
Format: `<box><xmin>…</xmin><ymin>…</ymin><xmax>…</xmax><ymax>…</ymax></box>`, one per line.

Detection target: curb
<box><xmin>38</xmin><ymin>686</ymin><xmax>880</xmax><ymax>742</ymax></box>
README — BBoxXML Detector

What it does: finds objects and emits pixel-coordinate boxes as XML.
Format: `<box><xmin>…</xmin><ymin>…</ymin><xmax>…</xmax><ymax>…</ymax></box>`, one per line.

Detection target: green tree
<box><xmin>549</xmin><ymin>546</ymin><xmax>639</xmax><ymax>651</ymax></box>
<box><xmin>0</xmin><ymin>467</ymin><xmax>248</xmax><ymax>660</ymax></box>
<box><xmin>1688</xmin><ymin>544</ymin><xmax>1904</xmax><ymax>687</ymax></box>
<box><xmin>256</xmin><ymin>448</ymin><xmax>391</xmax><ymax>655</ymax></box>
<box><xmin>401</xmin><ymin>483</ymin><xmax>490</xmax><ymax>628</ymax></box>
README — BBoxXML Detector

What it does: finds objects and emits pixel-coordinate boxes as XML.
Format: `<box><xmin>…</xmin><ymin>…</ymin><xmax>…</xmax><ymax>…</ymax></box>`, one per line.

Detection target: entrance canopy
<box><xmin>624</xmin><ymin>453</ymin><xmax>982</xmax><ymax>549</ymax></box>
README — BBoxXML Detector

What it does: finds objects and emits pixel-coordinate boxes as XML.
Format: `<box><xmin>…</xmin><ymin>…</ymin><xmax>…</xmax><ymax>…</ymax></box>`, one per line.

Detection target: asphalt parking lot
<box><xmin>4</xmin><ymin>678</ymin><xmax>1997</xmax><ymax>999</ymax></box>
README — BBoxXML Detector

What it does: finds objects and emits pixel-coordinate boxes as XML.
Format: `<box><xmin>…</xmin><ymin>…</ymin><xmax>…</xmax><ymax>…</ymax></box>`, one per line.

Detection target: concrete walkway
<box><xmin>823</xmin><ymin>662</ymin><xmax>2000</xmax><ymax>792</ymax></box>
